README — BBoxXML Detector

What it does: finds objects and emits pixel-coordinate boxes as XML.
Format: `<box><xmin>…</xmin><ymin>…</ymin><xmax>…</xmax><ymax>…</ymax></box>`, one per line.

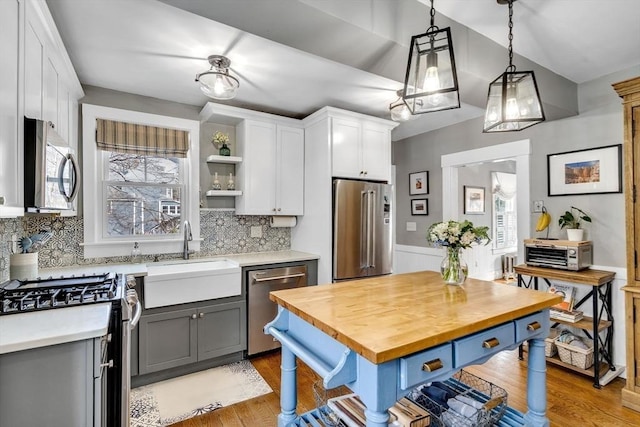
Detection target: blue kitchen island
<box><xmin>266</xmin><ymin>270</ymin><xmax>563</xmax><ymax>427</ymax></box>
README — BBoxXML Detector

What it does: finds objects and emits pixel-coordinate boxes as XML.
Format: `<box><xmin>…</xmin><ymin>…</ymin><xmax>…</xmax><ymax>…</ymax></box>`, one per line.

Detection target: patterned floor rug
<box><xmin>130</xmin><ymin>360</ymin><xmax>273</xmax><ymax>426</ymax></box>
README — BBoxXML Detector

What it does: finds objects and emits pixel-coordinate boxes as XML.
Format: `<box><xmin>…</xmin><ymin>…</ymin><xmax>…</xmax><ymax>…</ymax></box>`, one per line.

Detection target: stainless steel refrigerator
<box><xmin>333</xmin><ymin>179</ymin><xmax>393</xmax><ymax>281</ymax></box>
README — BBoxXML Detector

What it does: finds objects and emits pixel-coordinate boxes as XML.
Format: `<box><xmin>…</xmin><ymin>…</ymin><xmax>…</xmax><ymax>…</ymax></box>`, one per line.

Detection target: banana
<box><xmin>535</xmin><ymin>208</ymin><xmax>551</xmax><ymax>232</ymax></box>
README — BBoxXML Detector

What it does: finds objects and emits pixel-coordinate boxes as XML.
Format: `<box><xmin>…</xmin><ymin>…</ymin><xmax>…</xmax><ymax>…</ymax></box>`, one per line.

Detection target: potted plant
<box><xmin>558</xmin><ymin>206</ymin><xmax>591</xmax><ymax>241</ymax></box>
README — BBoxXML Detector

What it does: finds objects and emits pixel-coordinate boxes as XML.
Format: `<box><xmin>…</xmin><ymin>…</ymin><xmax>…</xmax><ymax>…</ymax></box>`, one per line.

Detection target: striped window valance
<box><xmin>96</xmin><ymin>119</ymin><xmax>189</xmax><ymax>158</ymax></box>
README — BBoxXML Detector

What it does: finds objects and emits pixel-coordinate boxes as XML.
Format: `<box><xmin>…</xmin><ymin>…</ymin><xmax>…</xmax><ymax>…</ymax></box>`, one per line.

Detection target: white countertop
<box><xmin>3</xmin><ymin>251</ymin><xmax>318</xmax><ymax>354</ymax></box>
<box><xmin>39</xmin><ymin>250</ymin><xmax>319</xmax><ymax>277</ymax></box>
<box><xmin>220</xmin><ymin>250</ymin><xmax>319</xmax><ymax>266</ymax></box>
<box><xmin>0</xmin><ymin>303</ymin><xmax>111</xmax><ymax>354</ymax></box>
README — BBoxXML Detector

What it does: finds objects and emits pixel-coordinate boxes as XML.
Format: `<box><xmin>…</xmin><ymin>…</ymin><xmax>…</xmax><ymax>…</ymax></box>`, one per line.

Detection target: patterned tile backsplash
<box><xmin>0</xmin><ymin>210</ymin><xmax>290</xmax><ymax>282</ymax></box>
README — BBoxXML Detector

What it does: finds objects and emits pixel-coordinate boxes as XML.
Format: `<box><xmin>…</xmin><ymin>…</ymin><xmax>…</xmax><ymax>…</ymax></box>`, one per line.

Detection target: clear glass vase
<box><xmin>441</xmin><ymin>247</ymin><xmax>468</xmax><ymax>285</ymax></box>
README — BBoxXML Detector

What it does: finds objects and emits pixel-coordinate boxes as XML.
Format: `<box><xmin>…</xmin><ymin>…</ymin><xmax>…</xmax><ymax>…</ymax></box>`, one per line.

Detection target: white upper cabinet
<box><xmin>24</xmin><ymin>14</ymin><xmax>44</xmax><ymax>121</ymax></box>
<box><xmin>235</xmin><ymin>120</ymin><xmax>304</xmax><ymax>216</ymax></box>
<box><xmin>361</xmin><ymin>122</ymin><xmax>391</xmax><ymax>181</ymax></box>
<box><xmin>275</xmin><ymin>125</ymin><xmax>304</xmax><ymax>215</ymax></box>
<box><xmin>3</xmin><ymin>0</ymin><xmax>84</xmax><ymax>218</ymax></box>
<box><xmin>0</xmin><ymin>0</ymin><xmax>24</xmax><ymax>217</ymax></box>
<box><xmin>24</xmin><ymin>0</ymin><xmax>82</xmax><ymax>141</ymax></box>
<box><xmin>199</xmin><ymin>103</ymin><xmax>305</xmax><ymax>216</ymax></box>
<box><xmin>331</xmin><ymin>118</ymin><xmax>361</xmax><ymax>179</ymax></box>
<box><xmin>330</xmin><ymin>112</ymin><xmax>394</xmax><ymax>182</ymax></box>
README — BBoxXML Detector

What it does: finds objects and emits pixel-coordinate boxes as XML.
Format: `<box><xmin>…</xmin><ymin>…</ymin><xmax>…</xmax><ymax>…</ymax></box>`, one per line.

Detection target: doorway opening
<box><xmin>441</xmin><ymin>139</ymin><xmax>530</xmax><ymax>280</ymax></box>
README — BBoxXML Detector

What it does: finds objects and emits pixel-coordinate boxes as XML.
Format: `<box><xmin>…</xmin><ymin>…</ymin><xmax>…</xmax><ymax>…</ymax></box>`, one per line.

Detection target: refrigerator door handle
<box><xmin>360</xmin><ymin>190</ymin><xmax>368</xmax><ymax>269</ymax></box>
<box><xmin>369</xmin><ymin>190</ymin><xmax>376</xmax><ymax>268</ymax></box>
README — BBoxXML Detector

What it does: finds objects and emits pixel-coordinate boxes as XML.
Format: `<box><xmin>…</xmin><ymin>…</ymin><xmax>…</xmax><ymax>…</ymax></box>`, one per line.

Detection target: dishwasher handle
<box><xmin>252</xmin><ymin>272</ymin><xmax>306</xmax><ymax>283</ymax></box>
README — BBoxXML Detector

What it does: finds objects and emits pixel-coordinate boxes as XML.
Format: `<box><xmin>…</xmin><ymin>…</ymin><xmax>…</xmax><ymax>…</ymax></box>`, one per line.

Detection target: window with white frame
<box><xmin>491</xmin><ymin>171</ymin><xmax>517</xmax><ymax>250</ymax></box>
<box><xmin>82</xmin><ymin>104</ymin><xmax>200</xmax><ymax>258</ymax></box>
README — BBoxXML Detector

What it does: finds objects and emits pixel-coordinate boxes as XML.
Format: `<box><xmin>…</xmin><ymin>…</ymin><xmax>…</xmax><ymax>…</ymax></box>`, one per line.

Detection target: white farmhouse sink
<box><xmin>144</xmin><ymin>259</ymin><xmax>241</xmax><ymax>309</ymax></box>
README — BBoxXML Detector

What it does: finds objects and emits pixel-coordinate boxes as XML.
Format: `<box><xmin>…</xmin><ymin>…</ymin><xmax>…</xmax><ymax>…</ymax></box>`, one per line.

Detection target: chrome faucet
<box><xmin>183</xmin><ymin>220</ymin><xmax>192</xmax><ymax>259</ymax></box>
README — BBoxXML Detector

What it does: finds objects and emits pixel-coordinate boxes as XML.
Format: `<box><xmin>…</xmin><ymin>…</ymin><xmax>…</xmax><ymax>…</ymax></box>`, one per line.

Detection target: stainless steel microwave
<box><xmin>24</xmin><ymin>117</ymin><xmax>80</xmax><ymax>213</ymax></box>
<box><xmin>524</xmin><ymin>239</ymin><xmax>592</xmax><ymax>271</ymax></box>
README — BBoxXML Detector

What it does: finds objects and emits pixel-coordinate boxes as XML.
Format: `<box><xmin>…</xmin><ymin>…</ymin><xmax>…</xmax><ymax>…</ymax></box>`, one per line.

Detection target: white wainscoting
<box><xmin>395</xmin><ymin>244</ymin><xmax>509</xmax><ymax>281</ymax></box>
<box><xmin>394</xmin><ymin>244</ymin><xmax>628</xmax><ymax>378</ymax></box>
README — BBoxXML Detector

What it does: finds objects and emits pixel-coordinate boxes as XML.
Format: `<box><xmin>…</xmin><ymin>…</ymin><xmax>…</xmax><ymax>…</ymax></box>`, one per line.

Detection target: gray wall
<box><xmin>81</xmin><ymin>85</ymin><xmax>201</xmax><ymax>120</ymax></box>
<box><xmin>393</xmin><ymin>66</ymin><xmax>640</xmax><ymax>267</ymax></box>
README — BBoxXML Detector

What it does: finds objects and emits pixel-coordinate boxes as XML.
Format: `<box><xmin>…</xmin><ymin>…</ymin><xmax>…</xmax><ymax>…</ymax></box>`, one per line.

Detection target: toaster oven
<box><xmin>524</xmin><ymin>239</ymin><xmax>592</xmax><ymax>271</ymax></box>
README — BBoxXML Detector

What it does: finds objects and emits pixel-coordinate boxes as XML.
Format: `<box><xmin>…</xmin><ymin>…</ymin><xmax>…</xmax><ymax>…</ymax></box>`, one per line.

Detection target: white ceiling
<box><xmin>46</xmin><ymin>0</ymin><xmax>640</xmax><ymax>140</ymax></box>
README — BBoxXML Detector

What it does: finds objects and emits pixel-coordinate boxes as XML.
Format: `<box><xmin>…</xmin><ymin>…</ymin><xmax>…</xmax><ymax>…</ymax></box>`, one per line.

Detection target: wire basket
<box><xmin>409</xmin><ymin>370</ymin><xmax>508</xmax><ymax>427</ymax></box>
<box><xmin>555</xmin><ymin>337</ymin><xmax>594</xmax><ymax>369</ymax></box>
<box><xmin>523</xmin><ymin>327</ymin><xmax>561</xmax><ymax>357</ymax></box>
<box><xmin>312</xmin><ymin>380</ymin><xmax>348</xmax><ymax>427</ymax></box>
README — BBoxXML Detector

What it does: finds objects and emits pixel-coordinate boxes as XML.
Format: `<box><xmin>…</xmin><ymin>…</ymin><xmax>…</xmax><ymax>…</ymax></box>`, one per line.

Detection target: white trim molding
<box><xmin>81</xmin><ymin>104</ymin><xmax>200</xmax><ymax>259</ymax></box>
<box><xmin>441</xmin><ymin>139</ymin><xmax>531</xmax><ymax>267</ymax></box>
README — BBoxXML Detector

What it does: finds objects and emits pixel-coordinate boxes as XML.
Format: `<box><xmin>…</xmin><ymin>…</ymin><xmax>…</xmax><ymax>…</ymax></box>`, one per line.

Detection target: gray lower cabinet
<box><xmin>138</xmin><ymin>300</ymin><xmax>246</xmax><ymax>375</ymax></box>
<box><xmin>0</xmin><ymin>337</ymin><xmax>103</xmax><ymax>427</ymax></box>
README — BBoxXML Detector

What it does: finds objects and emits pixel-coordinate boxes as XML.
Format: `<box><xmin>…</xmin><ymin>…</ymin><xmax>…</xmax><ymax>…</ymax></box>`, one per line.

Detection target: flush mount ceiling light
<box><xmin>389</xmin><ymin>89</ymin><xmax>412</xmax><ymax>122</ymax></box>
<box><xmin>402</xmin><ymin>0</ymin><xmax>460</xmax><ymax>114</ymax></box>
<box><xmin>483</xmin><ymin>0</ymin><xmax>545</xmax><ymax>132</ymax></box>
<box><xmin>195</xmin><ymin>55</ymin><xmax>240</xmax><ymax>100</ymax></box>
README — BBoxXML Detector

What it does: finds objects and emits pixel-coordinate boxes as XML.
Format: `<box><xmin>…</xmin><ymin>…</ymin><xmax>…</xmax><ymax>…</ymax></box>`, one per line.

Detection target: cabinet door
<box><xmin>138</xmin><ymin>308</ymin><xmax>198</xmax><ymax>374</ymax></box>
<box><xmin>236</xmin><ymin>120</ymin><xmax>277</xmax><ymax>214</ymax></box>
<box><xmin>24</xmin><ymin>19</ymin><xmax>44</xmax><ymax>120</ymax></box>
<box><xmin>634</xmin><ymin>295</ymin><xmax>640</xmax><ymax>388</ymax></box>
<box><xmin>276</xmin><ymin>125</ymin><xmax>304</xmax><ymax>215</ymax></box>
<box><xmin>633</xmin><ymin>106</ymin><xmax>640</xmax><ymax>282</ymax></box>
<box><xmin>362</xmin><ymin>122</ymin><xmax>391</xmax><ymax>182</ymax></box>
<box><xmin>42</xmin><ymin>56</ymin><xmax>58</xmax><ymax>128</ymax></box>
<box><xmin>56</xmin><ymin>81</ymin><xmax>70</xmax><ymax>143</ymax></box>
<box><xmin>197</xmin><ymin>301</ymin><xmax>246</xmax><ymax>361</ymax></box>
<box><xmin>0</xmin><ymin>0</ymin><xmax>23</xmax><ymax>215</ymax></box>
<box><xmin>331</xmin><ymin>117</ymin><xmax>361</xmax><ymax>179</ymax></box>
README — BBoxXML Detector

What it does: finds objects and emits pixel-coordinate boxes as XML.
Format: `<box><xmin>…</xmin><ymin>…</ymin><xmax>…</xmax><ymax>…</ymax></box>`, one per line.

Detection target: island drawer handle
<box><xmin>527</xmin><ymin>321</ymin><xmax>541</xmax><ymax>331</ymax></box>
<box><xmin>482</xmin><ymin>338</ymin><xmax>500</xmax><ymax>349</ymax></box>
<box><xmin>422</xmin><ymin>359</ymin><xmax>444</xmax><ymax>372</ymax></box>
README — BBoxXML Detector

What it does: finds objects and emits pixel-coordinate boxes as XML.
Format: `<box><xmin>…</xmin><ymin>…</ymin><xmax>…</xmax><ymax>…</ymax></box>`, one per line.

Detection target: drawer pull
<box><xmin>527</xmin><ymin>321</ymin><xmax>541</xmax><ymax>331</ymax></box>
<box><xmin>482</xmin><ymin>338</ymin><xmax>500</xmax><ymax>349</ymax></box>
<box><xmin>422</xmin><ymin>358</ymin><xmax>444</xmax><ymax>372</ymax></box>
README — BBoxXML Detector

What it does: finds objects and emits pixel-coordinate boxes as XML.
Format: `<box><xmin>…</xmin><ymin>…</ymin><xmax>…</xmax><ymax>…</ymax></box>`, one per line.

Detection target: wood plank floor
<box><xmin>170</xmin><ymin>349</ymin><xmax>640</xmax><ymax>426</ymax></box>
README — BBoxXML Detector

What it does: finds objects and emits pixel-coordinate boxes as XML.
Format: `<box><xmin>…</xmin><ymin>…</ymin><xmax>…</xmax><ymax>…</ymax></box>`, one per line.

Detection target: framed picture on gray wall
<box><xmin>547</xmin><ymin>144</ymin><xmax>622</xmax><ymax>196</ymax></box>
<box><xmin>411</xmin><ymin>199</ymin><xmax>428</xmax><ymax>215</ymax></box>
<box><xmin>464</xmin><ymin>186</ymin><xmax>485</xmax><ymax>214</ymax></box>
<box><xmin>409</xmin><ymin>171</ymin><xmax>429</xmax><ymax>195</ymax></box>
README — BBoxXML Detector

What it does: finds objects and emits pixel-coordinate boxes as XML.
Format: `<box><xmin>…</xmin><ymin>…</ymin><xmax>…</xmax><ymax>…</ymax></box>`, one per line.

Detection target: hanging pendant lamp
<box><xmin>402</xmin><ymin>0</ymin><xmax>460</xmax><ymax>114</ymax></box>
<box><xmin>389</xmin><ymin>89</ymin><xmax>412</xmax><ymax>122</ymax></box>
<box><xmin>195</xmin><ymin>55</ymin><xmax>240</xmax><ymax>100</ymax></box>
<box><xmin>483</xmin><ymin>0</ymin><xmax>545</xmax><ymax>132</ymax></box>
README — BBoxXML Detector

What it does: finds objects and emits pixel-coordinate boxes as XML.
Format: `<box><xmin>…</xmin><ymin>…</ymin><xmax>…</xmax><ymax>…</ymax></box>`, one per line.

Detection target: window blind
<box><xmin>96</xmin><ymin>118</ymin><xmax>189</xmax><ymax>158</ymax></box>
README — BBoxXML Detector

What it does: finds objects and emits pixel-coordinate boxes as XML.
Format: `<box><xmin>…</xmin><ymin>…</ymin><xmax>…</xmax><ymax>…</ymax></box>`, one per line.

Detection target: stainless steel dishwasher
<box><xmin>247</xmin><ymin>265</ymin><xmax>307</xmax><ymax>355</ymax></box>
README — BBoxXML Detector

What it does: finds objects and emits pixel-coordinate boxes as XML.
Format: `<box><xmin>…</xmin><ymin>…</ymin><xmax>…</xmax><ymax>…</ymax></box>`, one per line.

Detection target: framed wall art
<box><xmin>411</xmin><ymin>199</ymin><xmax>428</xmax><ymax>215</ymax></box>
<box><xmin>463</xmin><ymin>186</ymin><xmax>485</xmax><ymax>214</ymax></box>
<box><xmin>547</xmin><ymin>144</ymin><xmax>622</xmax><ymax>196</ymax></box>
<box><xmin>409</xmin><ymin>171</ymin><xmax>429</xmax><ymax>195</ymax></box>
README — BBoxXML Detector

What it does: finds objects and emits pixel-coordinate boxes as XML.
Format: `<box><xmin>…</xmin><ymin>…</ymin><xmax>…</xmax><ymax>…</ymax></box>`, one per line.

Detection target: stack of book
<box><xmin>327</xmin><ymin>394</ymin><xmax>430</xmax><ymax>427</ymax></box>
<box><xmin>550</xmin><ymin>307</ymin><xmax>584</xmax><ymax>322</ymax></box>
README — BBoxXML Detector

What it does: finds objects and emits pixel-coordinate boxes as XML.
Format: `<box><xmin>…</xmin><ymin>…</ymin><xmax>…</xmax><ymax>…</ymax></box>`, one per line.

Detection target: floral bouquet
<box><xmin>427</xmin><ymin>220</ymin><xmax>490</xmax><ymax>284</ymax></box>
<box><xmin>427</xmin><ymin>220</ymin><xmax>490</xmax><ymax>250</ymax></box>
<box><xmin>211</xmin><ymin>131</ymin><xmax>230</xmax><ymax>149</ymax></box>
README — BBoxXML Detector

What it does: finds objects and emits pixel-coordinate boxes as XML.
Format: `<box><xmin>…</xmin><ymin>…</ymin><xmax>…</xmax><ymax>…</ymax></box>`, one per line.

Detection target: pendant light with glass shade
<box><xmin>195</xmin><ymin>55</ymin><xmax>240</xmax><ymax>100</ymax></box>
<box><xmin>389</xmin><ymin>89</ymin><xmax>412</xmax><ymax>122</ymax></box>
<box><xmin>402</xmin><ymin>0</ymin><xmax>460</xmax><ymax>114</ymax></box>
<box><xmin>483</xmin><ymin>0</ymin><xmax>545</xmax><ymax>132</ymax></box>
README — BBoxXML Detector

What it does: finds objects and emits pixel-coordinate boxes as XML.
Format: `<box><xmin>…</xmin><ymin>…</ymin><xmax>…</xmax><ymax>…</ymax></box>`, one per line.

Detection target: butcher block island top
<box><xmin>269</xmin><ymin>270</ymin><xmax>562</xmax><ymax>364</ymax></box>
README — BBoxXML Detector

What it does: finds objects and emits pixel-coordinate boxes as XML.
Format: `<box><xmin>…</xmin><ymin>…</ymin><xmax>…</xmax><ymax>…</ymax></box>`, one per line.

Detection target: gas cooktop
<box><xmin>0</xmin><ymin>272</ymin><xmax>122</xmax><ymax>315</ymax></box>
